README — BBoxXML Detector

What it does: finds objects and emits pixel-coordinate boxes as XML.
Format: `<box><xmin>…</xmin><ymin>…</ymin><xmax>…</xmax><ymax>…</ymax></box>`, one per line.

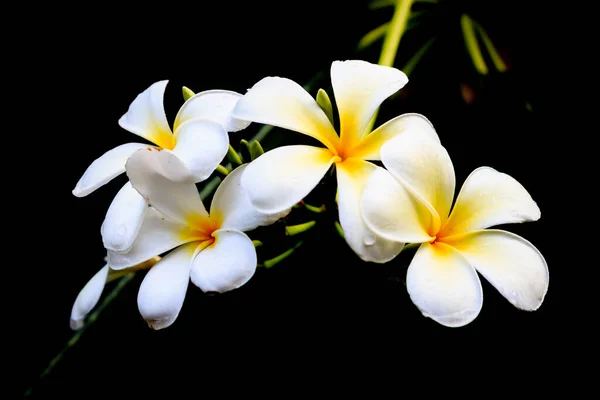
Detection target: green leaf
<box><xmin>316</xmin><ymin>89</ymin><xmax>335</xmax><ymax>125</ymax></box>
<box><xmin>357</xmin><ymin>22</ymin><xmax>389</xmax><ymax>50</ymax></box>
<box><xmin>402</xmin><ymin>36</ymin><xmax>436</xmax><ymax>76</ymax></box>
<box><xmin>249</xmin><ymin>140</ymin><xmax>264</xmax><ymax>160</ymax></box>
<box><xmin>182</xmin><ymin>86</ymin><xmax>195</xmax><ymax>101</ymax></box>
<box><xmin>473</xmin><ymin>21</ymin><xmax>508</xmax><ymax>72</ymax></box>
<box><xmin>369</xmin><ymin>0</ymin><xmax>436</xmax><ymax>10</ymax></box>
<box><xmin>461</xmin><ymin>14</ymin><xmax>488</xmax><ymax>75</ymax></box>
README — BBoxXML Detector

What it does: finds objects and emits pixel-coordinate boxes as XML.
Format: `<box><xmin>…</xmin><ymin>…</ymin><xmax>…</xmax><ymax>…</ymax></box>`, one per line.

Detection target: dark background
<box><xmin>21</xmin><ymin>0</ymin><xmax>571</xmax><ymax>396</ymax></box>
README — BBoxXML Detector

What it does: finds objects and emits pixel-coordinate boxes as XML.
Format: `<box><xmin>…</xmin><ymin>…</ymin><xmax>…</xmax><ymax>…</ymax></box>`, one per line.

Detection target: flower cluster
<box><xmin>71</xmin><ymin>60</ymin><xmax>548</xmax><ymax>329</ymax></box>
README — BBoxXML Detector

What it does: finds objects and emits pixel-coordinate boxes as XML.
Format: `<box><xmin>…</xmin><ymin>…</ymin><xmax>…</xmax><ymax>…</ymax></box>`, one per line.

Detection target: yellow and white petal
<box><xmin>126</xmin><ymin>148</ymin><xmax>208</xmax><ymax>225</ymax></box>
<box><xmin>107</xmin><ymin>208</ymin><xmax>193</xmax><ymax>270</ymax></box>
<box><xmin>407</xmin><ymin>242</ymin><xmax>483</xmax><ymax>327</ymax></box>
<box><xmin>72</xmin><ymin>143</ymin><xmax>149</xmax><ymax>197</ymax></box>
<box><xmin>211</xmin><ymin>164</ymin><xmax>290</xmax><ymax>232</ymax></box>
<box><xmin>233</xmin><ymin>77</ymin><xmax>340</xmax><ymax>152</ymax></box>
<box><xmin>336</xmin><ymin>158</ymin><xmax>405</xmax><ymax>263</ymax></box>
<box><xmin>380</xmin><ymin>128</ymin><xmax>455</xmax><ymax>229</ymax></box>
<box><xmin>443</xmin><ymin>230</ymin><xmax>548</xmax><ymax>311</ymax></box>
<box><xmin>101</xmin><ymin>182</ymin><xmax>148</xmax><ymax>252</ymax></box>
<box><xmin>70</xmin><ymin>264</ymin><xmax>109</xmax><ymax>330</ymax></box>
<box><xmin>118</xmin><ymin>80</ymin><xmax>174</xmax><ymax>149</ymax></box>
<box><xmin>241</xmin><ymin>145</ymin><xmax>334</xmax><ymax>214</ymax></box>
<box><xmin>173</xmin><ymin>89</ymin><xmax>251</xmax><ymax>133</ymax></box>
<box><xmin>137</xmin><ymin>242</ymin><xmax>196</xmax><ymax>330</ymax></box>
<box><xmin>349</xmin><ymin>113</ymin><xmax>439</xmax><ymax>160</ymax></box>
<box><xmin>439</xmin><ymin>167</ymin><xmax>541</xmax><ymax>237</ymax></box>
<box><xmin>331</xmin><ymin>60</ymin><xmax>408</xmax><ymax>148</ymax></box>
<box><xmin>190</xmin><ymin>229</ymin><xmax>256</xmax><ymax>293</ymax></box>
<box><xmin>172</xmin><ymin>119</ymin><xmax>229</xmax><ymax>183</ymax></box>
<box><xmin>361</xmin><ymin>167</ymin><xmax>436</xmax><ymax>243</ymax></box>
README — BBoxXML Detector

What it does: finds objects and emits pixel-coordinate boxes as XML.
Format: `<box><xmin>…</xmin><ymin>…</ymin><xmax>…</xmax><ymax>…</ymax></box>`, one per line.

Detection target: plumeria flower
<box><xmin>104</xmin><ymin>148</ymin><xmax>288</xmax><ymax>330</ymax></box>
<box><xmin>233</xmin><ymin>60</ymin><xmax>438</xmax><ymax>262</ymax></box>
<box><xmin>72</xmin><ymin>80</ymin><xmax>250</xmax><ymax>253</ymax></box>
<box><xmin>360</xmin><ymin>129</ymin><xmax>549</xmax><ymax>327</ymax></box>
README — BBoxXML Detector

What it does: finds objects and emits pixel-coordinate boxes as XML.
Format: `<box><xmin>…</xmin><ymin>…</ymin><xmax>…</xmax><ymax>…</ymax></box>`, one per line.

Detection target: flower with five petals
<box><xmin>72</xmin><ymin>81</ymin><xmax>249</xmax><ymax>252</ymax></box>
<box><xmin>233</xmin><ymin>60</ymin><xmax>438</xmax><ymax>262</ymax></box>
<box><xmin>360</xmin><ymin>129</ymin><xmax>549</xmax><ymax>327</ymax></box>
<box><xmin>106</xmin><ymin>148</ymin><xmax>287</xmax><ymax>330</ymax></box>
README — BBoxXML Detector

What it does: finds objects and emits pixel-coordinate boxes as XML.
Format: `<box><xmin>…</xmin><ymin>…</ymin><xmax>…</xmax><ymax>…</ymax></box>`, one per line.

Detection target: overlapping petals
<box><xmin>336</xmin><ymin>159</ymin><xmax>405</xmax><ymax>262</ymax></box>
<box><xmin>234</xmin><ymin>60</ymin><xmax>432</xmax><ymax>263</ymax></box>
<box><xmin>101</xmin><ymin>182</ymin><xmax>148</xmax><ymax>252</ymax></box>
<box><xmin>73</xmin><ymin>81</ymin><xmax>248</xmax><ymax>253</ymax></box>
<box><xmin>103</xmin><ymin>147</ymin><xmax>287</xmax><ymax>329</ymax></box>
<box><xmin>361</xmin><ymin>125</ymin><xmax>548</xmax><ymax>326</ymax></box>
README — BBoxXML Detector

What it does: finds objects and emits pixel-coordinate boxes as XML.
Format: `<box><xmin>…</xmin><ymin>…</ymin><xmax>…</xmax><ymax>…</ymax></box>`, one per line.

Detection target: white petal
<box><xmin>107</xmin><ymin>208</ymin><xmax>193</xmax><ymax>270</ymax></box>
<box><xmin>126</xmin><ymin>148</ymin><xmax>208</xmax><ymax>225</ymax></box>
<box><xmin>407</xmin><ymin>242</ymin><xmax>483</xmax><ymax>327</ymax></box>
<box><xmin>349</xmin><ymin>113</ymin><xmax>439</xmax><ymax>160</ymax></box>
<box><xmin>72</xmin><ymin>143</ymin><xmax>149</xmax><ymax>197</ymax></box>
<box><xmin>118</xmin><ymin>80</ymin><xmax>174</xmax><ymax>149</ymax></box>
<box><xmin>211</xmin><ymin>164</ymin><xmax>290</xmax><ymax>232</ymax></box>
<box><xmin>440</xmin><ymin>167</ymin><xmax>541</xmax><ymax>237</ymax></box>
<box><xmin>336</xmin><ymin>158</ymin><xmax>405</xmax><ymax>263</ymax></box>
<box><xmin>233</xmin><ymin>77</ymin><xmax>340</xmax><ymax>152</ymax></box>
<box><xmin>101</xmin><ymin>182</ymin><xmax>148</xmax><ymax>252</ymax></box>
<box><xmin>443</xmin><ymin>230</ymin><xmax>548</xmax><ymax>311</ymax></box>
<box><xmin>70</xmin><ymin>264</ymin><xmax>109</xmax><ymax>330</ymax></box>
<box><xmin>380</xmin><ymin>128</ymin><xmax>455</xmax><ymax>230</ymax></box>
<box><xmin>331</xmin><ymin>60</ymin><xmax>408</xmax><ymax>148</ymax></box>
<box><xmin>241</xmin><ymin>145</ymin><xmax>334</xmax><ymax>213</ymax></box>
<box><xmin>173</xmin><ymin>89</ymin><xmax>251</xmax><ymax>132</ymax></box>
<box><xmin>137</xmin><ymin>242</ymin><xmax>196</xmax><ymax>330</ymax></box>
<box><xmin>361</xmin><ymin>167</ymin><xmax>436</xmax><ymax>243</ymax></box>
<box><xmin>190</xmin><ymin>229</ymin><xmax>256</xmax><ymax>293</ymax></box>
<box><xmin>171</xmin><ymin>119</ymin><xmax>229</xmax><ymax>183</ymax></box>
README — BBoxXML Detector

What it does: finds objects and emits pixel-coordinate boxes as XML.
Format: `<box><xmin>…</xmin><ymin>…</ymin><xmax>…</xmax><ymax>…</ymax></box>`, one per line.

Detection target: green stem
<box><xmin>304</xmin><ymin>203</ymin><xmax>326</xmax><ymax>213</ymax></box>
<box><xmin>262</xmin><ymin>241</ymin><xmax>304</xmax><ymax>268</ymax></box>
<box><xmin>334</xmin><ymin>221</ymin><xmax>344</xmax><ymax>238</ymax></box>
<box><xmin>285</xmin><ymin>221</ymin><xmax>316</xmax><ymax>236</ymax></box>
<box><xmin>215</xmin><ymin>164</ymin><xmax>230</xmax><ymax>176</ymax></box>
<box><xmin>25</xmin><ymin>274</ymin><xmax>136</xmax><ymax>397</ymax></box>
<box><xmin>365</xmin><ymin>0</ymin><xmax>414</xmax><ymax>134</ymax></box>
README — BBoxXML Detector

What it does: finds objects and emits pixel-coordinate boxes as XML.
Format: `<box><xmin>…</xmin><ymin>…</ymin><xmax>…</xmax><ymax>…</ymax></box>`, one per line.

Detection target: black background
<box><xmin>20</xmin><ymin>0</ymin><xmax>571</xmax><ymax>396</ymax></box>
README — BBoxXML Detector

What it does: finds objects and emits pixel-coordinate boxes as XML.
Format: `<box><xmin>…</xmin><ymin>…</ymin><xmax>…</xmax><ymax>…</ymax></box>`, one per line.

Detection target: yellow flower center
<box><xmin>181</xmin><ymin>212</ymin><xmax>223</xmax><ymax>249</ymax></box>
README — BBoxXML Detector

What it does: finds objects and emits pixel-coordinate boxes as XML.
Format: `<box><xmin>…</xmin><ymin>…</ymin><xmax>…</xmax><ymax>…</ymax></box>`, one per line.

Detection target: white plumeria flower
<box><xmin>360</xmin><ymin>129</ymin><xmax>549</xmax><ymax>327</ymax></box>
<box><xmin>233</xmin><ymin>60</ymin><xmax>438</xmax><ymax>262</ymax></box>
<box><xmin>105</xmin><ymin>148</ymin><xmax>288</xmax><ymax>330</ymax></box>
<box><xmin>72</xmin><ymin>80</ymin><xmax>250</xmax><ymax>253</ymax></box>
